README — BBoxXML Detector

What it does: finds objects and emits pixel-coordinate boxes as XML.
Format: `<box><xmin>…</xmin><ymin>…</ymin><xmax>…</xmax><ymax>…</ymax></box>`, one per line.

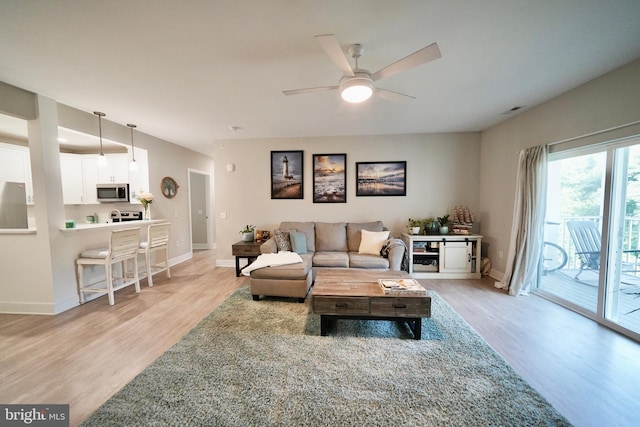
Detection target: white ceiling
<box><xmin>1</xmin><ymin>0</ymin><xmax>639</xmax><ymax>157</ymax></box>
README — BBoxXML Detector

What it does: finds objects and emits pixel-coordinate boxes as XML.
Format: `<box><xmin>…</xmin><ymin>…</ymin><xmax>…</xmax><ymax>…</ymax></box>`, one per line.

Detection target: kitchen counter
<box><xmin>0</xmin><ymin>228</ymin><xmax>37</xmax><ymax>235</ymax></box>
<box><xmin>59</xmin><ymin>219</ymin><xmax>166</xmax><ymax>233</ymax></box>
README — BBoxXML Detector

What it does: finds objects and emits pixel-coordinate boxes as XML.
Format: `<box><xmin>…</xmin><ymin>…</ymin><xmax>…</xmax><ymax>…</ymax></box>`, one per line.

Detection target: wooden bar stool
<box><xmin>138</xmin><ymin>222</ymin><xmax>171</xmax><ymax>287</ymax></box>
<box><xmin>76</xmin><ymin>227</ymin><xmax>141</xmax><ymax>305</ymax></box>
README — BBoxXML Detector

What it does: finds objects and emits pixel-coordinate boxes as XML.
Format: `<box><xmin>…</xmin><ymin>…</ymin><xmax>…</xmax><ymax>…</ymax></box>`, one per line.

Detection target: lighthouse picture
<box><xmin>271</xmin><ymin>151</ymin><xmax>304</xmax><ymax>199</ymax></box>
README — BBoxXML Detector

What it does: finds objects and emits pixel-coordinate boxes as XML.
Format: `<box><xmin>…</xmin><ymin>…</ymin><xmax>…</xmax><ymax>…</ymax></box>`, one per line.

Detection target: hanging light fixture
<box><xmin>127</xmin><ymin>123</ymin><xmax>138</xmax><ymax>171</ymax></box>
<box><xmin>93</xmin><ymin>111</ymin><xmax>108</xmax><ymax>167</ymax></box>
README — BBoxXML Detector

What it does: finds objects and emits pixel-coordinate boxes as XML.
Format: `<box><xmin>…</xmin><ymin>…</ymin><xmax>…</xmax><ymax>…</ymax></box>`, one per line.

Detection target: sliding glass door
<box><xmin>539</xmin><ymin>149</ymin><xmax>606</xmax><ymax>313</ymax></box>
<box><xmin>538</xmin><ymin>138</ymin><xmax>640</xmax><ymax>339</ymax></box>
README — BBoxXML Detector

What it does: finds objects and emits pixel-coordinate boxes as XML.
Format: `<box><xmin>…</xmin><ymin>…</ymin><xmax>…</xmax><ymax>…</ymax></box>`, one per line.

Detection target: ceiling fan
<box><xmin>283</xmin><ymin>34</ymin><xmax>441</xmax><ymax>103</ymax></box>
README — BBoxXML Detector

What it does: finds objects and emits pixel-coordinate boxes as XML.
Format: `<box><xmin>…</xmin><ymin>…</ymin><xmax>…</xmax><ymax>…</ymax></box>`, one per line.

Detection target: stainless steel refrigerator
<box><xmin>0</xmin><ymin>182</ymin><xmax>28</xmax><ymax>228</ymax></box>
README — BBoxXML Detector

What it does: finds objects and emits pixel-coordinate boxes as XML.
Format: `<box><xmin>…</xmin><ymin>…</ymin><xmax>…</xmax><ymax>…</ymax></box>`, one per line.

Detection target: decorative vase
<box><xmin>242</xmin><ymin>231</ymin><xmax>255</xmax><ymax>242</ymax></box>
<box><xmin>429</xmin><ymin>221</ymin><xmax>440</xmax><ymax>234</ymax></box>
<box><xmin>439</xmin><ymin>226</ymin><xmax>449</xmax><ymax>235</ymax></box>
<box><xmin>144</xmin><ymin>205</ymin><xmax>151</xmax><ymax>221</ymax></box>
<box><xmin>410</xmin><ymin>226</ymin><xmax>421</xmax><ymax>235</ymax></box>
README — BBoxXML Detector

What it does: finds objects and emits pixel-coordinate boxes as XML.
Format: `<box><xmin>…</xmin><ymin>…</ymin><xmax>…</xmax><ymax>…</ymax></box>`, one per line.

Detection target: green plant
<box><xmin>239</xmin><ymin>224</ymin><xmax>256</xmax><ymax>234</ymax></box>
<box><xmin>408</xmin><ymin>218</ymin><xmax>422</xmax><ymax>228</ymax></box>
<box><xmin>438</xmin><ymin>215</ymin><xmax>450</xmax><ymax>226</ymax></box>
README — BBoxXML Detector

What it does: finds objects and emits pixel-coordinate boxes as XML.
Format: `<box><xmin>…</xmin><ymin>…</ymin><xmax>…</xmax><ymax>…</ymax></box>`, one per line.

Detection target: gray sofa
<box><xmin>249</xmin><ymin>221</ymin><xmax>406</xmax><ymax>302</ymax></box>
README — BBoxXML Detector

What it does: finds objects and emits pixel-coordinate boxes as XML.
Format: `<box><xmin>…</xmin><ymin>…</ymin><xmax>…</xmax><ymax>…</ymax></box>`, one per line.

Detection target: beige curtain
<box><xmin>495</xmin><ymin>145</ymin><xmax>548</xmax><ymax>295</ymax></box>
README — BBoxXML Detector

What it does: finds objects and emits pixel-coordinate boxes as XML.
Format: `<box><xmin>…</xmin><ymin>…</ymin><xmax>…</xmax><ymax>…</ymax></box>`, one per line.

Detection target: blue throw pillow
<box><xmin>290</xmin><ymin>230</ymin><xmax>307</xmax><ymax>254</ymax></box>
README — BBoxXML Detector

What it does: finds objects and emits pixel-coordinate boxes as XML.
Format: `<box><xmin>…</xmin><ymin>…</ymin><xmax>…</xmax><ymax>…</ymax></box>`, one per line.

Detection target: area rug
<box><xmin>82</xmin><ymin>286</ymin><xmax>570</xmax><ymax>426</ymax></box>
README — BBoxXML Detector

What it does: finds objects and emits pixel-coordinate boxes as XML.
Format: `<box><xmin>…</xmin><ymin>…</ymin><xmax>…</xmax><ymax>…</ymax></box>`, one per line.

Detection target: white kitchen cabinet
<box><xmin>81</xmin><ymin>156</ymin><xmax>99</xmax><ymax>204</ymax></box>
<box><xmin>402</xmin><ymin>233</ymin><xmax>482</xmax><ymax>279</ymax></box>
<box><xmin>97</xmin><ymin>154</ymin><xmax>129</xmax><ymax>184</ymax></box>
<box><xmin>60</xmin><ymin>153</ymin><xmax>84</xmax><ymax>204</ymax></box>
<box><xmin>0</xmin><ymin>142</ymin><xmax>34</xmax><ymax>204</ymax></box>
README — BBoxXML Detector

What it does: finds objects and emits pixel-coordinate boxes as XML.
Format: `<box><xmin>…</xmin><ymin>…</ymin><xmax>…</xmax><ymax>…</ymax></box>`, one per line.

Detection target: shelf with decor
<box><xmin>401</xmin><ymin>233</ymin><xmax>483</xmax><ymax>279</ymax></box>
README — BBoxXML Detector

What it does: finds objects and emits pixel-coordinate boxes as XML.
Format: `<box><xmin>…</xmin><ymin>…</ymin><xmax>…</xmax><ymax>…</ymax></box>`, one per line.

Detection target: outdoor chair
<box><xmin>566</xmin><ymin>221</ymin><xmax>601</xmax><ymax>280</ymax></box>
<box><xmin>567</xmin><ymin>220</ymin><xmax>640</xmax><ymax>281</ymax></box>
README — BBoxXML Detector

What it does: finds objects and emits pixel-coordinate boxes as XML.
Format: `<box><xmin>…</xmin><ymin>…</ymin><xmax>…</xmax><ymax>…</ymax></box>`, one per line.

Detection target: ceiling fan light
<box><xmin>341</xmin><ymin>85</ymin><xmax>373</xmax><ymax>103</ymax></box>
<box><xmin>340</xmin><ymin>75</ymin><xmax>373</xmax><ymax>103</ymax></box>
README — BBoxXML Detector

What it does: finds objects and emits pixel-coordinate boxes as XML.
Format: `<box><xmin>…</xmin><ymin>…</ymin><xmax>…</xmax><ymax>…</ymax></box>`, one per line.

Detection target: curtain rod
<box><xmin>549</xmin><ymin>119</ymin><xmax>640</xmax><ymax>146</ymax></box>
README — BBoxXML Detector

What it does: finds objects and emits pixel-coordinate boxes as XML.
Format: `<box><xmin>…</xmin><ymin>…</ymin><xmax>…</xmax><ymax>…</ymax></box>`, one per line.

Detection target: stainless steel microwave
<box><xmin>96</xmin><ymin>183</ymin><xmax>130</xmax><ymax>202</ymax></box>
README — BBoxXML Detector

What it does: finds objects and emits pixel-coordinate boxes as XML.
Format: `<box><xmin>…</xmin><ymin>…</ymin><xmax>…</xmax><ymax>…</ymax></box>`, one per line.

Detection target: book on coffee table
<box><xmin>378</xmin><ymin>278</ymin><xmax>427</xmax><ymax>296</ymax></box>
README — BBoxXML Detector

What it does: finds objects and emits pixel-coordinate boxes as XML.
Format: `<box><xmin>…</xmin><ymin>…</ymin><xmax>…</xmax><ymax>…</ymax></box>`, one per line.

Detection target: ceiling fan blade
<box><xmin>314</xmin><ymin>34</ymin><xmax>355</xmax><ymax>77</ymax></box>
<box><xmin>282</xmin><ymin>86</ymin><xmax>338</xmax><ymax>96</ymax></box>
<box><xmin>371</xmin><ymin>42</ymin><xmax>441</xmax><ymax>81</ymax></box>
<box><xmin>375</xmin><ymin>88</ymin><xmax>416</xmax><ymax>102</ymax></box>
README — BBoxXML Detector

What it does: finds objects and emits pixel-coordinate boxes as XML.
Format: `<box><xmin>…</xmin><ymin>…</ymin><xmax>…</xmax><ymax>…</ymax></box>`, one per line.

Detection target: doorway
<box><xmin>188</xmin><ymin>169</ymin><xmax>214</xmax><ymax>250</ymax></box>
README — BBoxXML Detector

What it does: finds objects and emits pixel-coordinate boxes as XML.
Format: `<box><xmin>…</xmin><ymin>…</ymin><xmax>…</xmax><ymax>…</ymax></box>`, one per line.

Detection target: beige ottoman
<box><xmin>249</xmin><ymin>253</ymin><xmax>313</xmax><ymax>302</ymax></box>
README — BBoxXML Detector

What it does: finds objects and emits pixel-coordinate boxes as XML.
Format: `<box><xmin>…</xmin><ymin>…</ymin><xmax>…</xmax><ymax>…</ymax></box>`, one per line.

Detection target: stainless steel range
<box><xmin>110</xmin><ymin>210</ymin><xmax>143</xmax><ymax>222</ymax></box>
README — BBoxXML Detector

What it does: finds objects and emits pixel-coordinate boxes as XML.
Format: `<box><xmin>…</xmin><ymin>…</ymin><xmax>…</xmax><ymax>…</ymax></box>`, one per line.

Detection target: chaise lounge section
<box><xmin>249</xmin><ymin>221</ymin><xmax>406</xmax><ymax>302</ymax></box>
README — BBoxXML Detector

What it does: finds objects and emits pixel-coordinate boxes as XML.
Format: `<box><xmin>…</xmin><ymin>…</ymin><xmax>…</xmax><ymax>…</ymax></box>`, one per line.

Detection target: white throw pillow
<box><xmin>358</xmin><ymin>229</ymin><xmax>390</xmax><ymax>255</ymax></box>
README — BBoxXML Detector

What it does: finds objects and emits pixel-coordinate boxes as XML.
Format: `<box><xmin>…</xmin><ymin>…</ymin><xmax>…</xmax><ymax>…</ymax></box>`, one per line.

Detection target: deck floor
<box><xmin>538</xmin><ymin>268</ymin><xmax>640</xmax><ymax>333</ymax></box>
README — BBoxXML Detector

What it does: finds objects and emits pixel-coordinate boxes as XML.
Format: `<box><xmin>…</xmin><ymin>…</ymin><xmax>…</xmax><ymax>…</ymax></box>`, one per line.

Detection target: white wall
<box><xmin>479</xmin><ymin>58</ymin><xmax>640</xmax><ymax>277</ymax></box>
<box><xmin>212</xmin><ymin>132</ymin><xmax>481</xmax><ymax>263</ymax></box>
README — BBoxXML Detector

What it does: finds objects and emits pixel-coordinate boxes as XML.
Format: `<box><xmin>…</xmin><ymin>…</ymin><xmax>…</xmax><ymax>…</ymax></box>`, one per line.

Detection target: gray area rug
<box><xmin>82</xmin><ymin>286</ymin><xmax>570</xmax><ymax>426</ymax></box>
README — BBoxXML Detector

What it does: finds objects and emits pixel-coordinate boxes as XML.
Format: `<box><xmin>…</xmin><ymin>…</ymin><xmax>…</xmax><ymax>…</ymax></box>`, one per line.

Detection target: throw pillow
<box><xmin>274</xmin><ymin>229</ymin><xmax>292</xmax><ymax>252</ymax></box>
<box><xmin>290</xmin><ymin>230</ymin><xmax>308</xmax><ymax>254</ymax></box>
<box><xmin>358</xmin><ymin>229</ymin><xmax>390</xmax><ymax>255</ymax></box>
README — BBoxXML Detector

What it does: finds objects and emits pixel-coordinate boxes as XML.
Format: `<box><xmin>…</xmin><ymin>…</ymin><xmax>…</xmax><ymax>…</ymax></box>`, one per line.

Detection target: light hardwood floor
<box><xmin>1</xmin><ymin>250</ymin><xmax>639</xmax><ymax>426</ymax></box>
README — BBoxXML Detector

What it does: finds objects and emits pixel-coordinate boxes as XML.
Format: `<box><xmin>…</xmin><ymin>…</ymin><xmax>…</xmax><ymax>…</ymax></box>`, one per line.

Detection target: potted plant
<box><xmin>408</xmin><ymin>218</ymin><xmax>422</xmax><ymax>235</ymax></box>
<box><xmin>437</xmin><ymin>215</ymin><xmax>450</xmax><ymax>235</ymax></box>
<box><xmin>240</xmin><ymin>224</ymin><xmax>256</xmax><ymax>242</ymax></box>
<box><xmin>423</xmin><ymin>217</ymin><xmax>438</xmax><ymax>235</ymax></box>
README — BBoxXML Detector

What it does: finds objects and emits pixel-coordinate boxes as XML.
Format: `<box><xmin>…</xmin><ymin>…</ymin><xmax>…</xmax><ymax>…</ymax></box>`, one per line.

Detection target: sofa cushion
<box><xmin>274</xmin><ymin>229</ymin><xmax>292</xmax><ymax>252</ymax></box>
<box><xmin>346</xmin><ymin>221</ymin><xmax>384</xmax><ymax>252</ymax></box>
<box><xmin>358</xmin><ymin>229</ymin><xmax>390</xmax><ymax>255</ymax></box>
<box><xmin>280</xmin><ymin>221</ymin><xmax>315</xmax><ymax>252</ymax></box>
<box><xmin>250</xmin><ymin>253</ymin><xmax>313</xmax><ymax>280</ymax></box>
<box><xmin>315</xmin><ymin>222</ymin><xmax>347</xmax><ymax>252</ymax></box>
<box><xmin>349</xmin><ymin>252</ymin><xmax>390</xmax><ymax>269</ymax></box>
<box><xmin>313</xmin><ymin>251</ymin><xmax>349</xmax><ymax>268</ymax></box>
<box><xmin>290</xmin><ymin>230</ymin><xmax>307</xmax><ymax>254</ymax></box>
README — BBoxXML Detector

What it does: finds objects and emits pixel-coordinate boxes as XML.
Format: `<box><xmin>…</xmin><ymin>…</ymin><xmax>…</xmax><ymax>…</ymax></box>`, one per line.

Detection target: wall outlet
<box><xmin>499</xmin><ymin>251</ymin><xmax>504</xmax><ymax>259</ymax></box>
<box><xmin>220</xmin><ymin>212</ymin><xmax>227</xmax><ymax>219</ymax></box>
<box><xmin>176</xmin><ymin>240</ymin><xmax>181</xmax><ymax>247</ymax></box>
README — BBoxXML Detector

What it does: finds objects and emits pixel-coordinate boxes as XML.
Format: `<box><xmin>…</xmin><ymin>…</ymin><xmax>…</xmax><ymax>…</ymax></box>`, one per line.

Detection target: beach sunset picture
<box><xmin>356</xmin><ymin>161</ymin><xmax>406</xmax><ymax>196</ymax></box>
<box><xmin>313</xmin><ymin>154</ymin><xmax>346</xmax><ymax>203</ymax></box>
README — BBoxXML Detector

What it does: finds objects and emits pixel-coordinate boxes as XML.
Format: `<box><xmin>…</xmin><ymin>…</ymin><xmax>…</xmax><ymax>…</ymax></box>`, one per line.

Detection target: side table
<box><xmin>232</xmin><ymin>240</ymin><xmax>262</xmax><ymax>277</ymax></box>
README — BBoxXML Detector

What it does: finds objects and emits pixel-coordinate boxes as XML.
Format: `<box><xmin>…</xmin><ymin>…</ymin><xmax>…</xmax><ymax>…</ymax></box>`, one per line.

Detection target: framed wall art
<box><xmin>271</xmin><ymin>150</ymin><xmax>304</xmax><ymax>199</ymax></box>
<box><xmin>355</xmin><ymin>161</ymin><xmax>407</xmax><ymax>197</ymax></box>
<box><xmin>313</xmin><ymin>153</ymin><xmax>346</xmax><ymax>203</ymax></box>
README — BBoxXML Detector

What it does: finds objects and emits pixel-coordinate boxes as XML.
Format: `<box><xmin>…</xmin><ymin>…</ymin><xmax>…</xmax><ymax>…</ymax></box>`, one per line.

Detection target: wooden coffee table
<box><xmin>312</xmin><ymin>269</ymin><xmax>431</xmax><ymax>340</ymax></box>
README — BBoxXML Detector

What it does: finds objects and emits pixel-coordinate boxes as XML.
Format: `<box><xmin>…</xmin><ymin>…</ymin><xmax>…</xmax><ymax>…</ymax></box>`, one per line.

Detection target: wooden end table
<box><xmin>312</xmin><ymin>270</ymin><xmax>431</xmax><ymax>340</ymax></box>
<box><xmin>232</xmin><ymin>240</ymin><xmax>262</xmax><ymax>277</ymax></box>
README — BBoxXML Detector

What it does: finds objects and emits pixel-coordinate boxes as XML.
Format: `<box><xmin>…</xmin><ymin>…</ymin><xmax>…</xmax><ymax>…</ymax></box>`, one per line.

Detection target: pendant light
<box><xmin>93</xmin><ymin>111</ymin><xmax>108</xmax><ymax>167</ymax></box>
<box><xmin>127</xmin><ymin>123</ymin><xmax>138</xmax><ymax>171</ymax></box>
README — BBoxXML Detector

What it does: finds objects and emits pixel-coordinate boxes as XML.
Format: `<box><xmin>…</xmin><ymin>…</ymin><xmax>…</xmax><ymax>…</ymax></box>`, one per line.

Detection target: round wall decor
<box><xmin>161</xmin><ymin>176</ymin><xmax>179</xmax><ymax>199</ymax></box>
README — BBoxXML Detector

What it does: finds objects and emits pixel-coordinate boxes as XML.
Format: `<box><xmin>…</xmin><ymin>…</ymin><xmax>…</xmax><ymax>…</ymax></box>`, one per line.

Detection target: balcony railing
<box><xmin>545</xmin><ymin>216</ymin><xmax>640</xmax><ymax>272</ymax></box>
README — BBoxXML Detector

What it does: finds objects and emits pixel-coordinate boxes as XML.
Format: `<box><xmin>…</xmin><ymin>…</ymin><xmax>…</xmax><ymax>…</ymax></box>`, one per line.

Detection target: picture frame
<box><xmin>271</xmin><ymin>150</ymin><xmax>304</xmax><ymax>199</ymax></box>
<box><xmin>313</xmin><ymin>153</ymin><xmax>346</xmax><ymax>203</ymax></box>
<box><xmin>355</xmin><ymin>161</ymin><xmax>407</xmax><ymax>197</ymax></box>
